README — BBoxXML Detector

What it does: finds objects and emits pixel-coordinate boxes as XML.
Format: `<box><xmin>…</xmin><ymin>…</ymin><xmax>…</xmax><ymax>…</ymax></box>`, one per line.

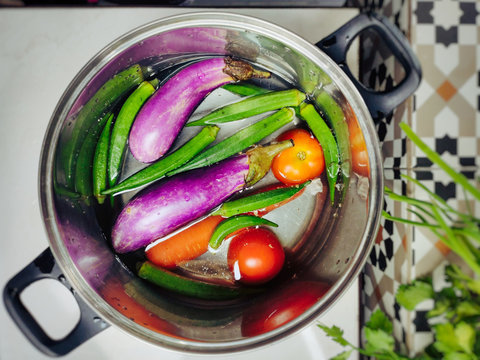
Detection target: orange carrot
<box><xmin>146</xmin><ymin>215</ymin><xmax>224</xmax><ymax>269</ymax></box>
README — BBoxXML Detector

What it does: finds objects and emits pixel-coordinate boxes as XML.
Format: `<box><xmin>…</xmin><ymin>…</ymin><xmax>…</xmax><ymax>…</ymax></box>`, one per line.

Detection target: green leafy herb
<box><xmin>318</xmin><ymin>123</ymin><xmax>480</xmax><ymax>360</ymax></box>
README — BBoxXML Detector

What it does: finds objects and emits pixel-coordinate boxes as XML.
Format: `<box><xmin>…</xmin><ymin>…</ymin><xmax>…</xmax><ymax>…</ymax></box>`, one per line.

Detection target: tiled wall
<box><xmin>358</xmin><ymin>0</ymin><xmax>479</xmax><ymax>356</ymax></box>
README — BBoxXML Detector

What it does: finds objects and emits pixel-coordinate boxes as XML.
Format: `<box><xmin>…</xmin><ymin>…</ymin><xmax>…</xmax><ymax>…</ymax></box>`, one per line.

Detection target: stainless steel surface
<box><xmin>1</xmin><ymin>7</ymin><xmax>366</xmax><ymax>359</ymax></box>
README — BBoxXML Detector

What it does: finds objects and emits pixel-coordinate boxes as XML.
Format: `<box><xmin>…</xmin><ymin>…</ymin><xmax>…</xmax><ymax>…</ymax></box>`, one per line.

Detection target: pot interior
<box><xmin>42</xmin><ymin>12</ymin><xmax>383</xmax><ymax>353</ymax></box>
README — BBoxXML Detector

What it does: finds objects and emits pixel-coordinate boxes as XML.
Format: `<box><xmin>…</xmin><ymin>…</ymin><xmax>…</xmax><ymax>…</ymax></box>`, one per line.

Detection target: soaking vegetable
<box><xmin>212</xmin><ymin>181</ymin><xmax>309</xmax><ymax>218</ymax></box>
<box><xmin>222</xmin><ymin>82</ymin><xmax>271</xmax><ymax>96</ymax></box>
<box><xmin>108</xmin><ymin>79</ymin><xmax>159</xmax><ymax>188</ymax></box>
<box><xmin>102</xmin><ymin>125</ymin><xmax>219</xmax><ymax>196</ymax></box>
<box><xmin>186</xmin><ymin>89</ymin><xmax>306</xmax><ymax>127</ymax></box>
<box><xmin>227</xmin><ymin>227</ymin><xmax>285</xmax><ymax>285</ymax></box>
<box><xmin>315</xmin><ymin>91</ymin><xmax>351</xmax><ymax>192</ymax></box>
<box><xmin>298</xmin><ymin>103</ymin><xmax>339</xmax><ymax>203</ymax></box>
<box><xmin>167</xmin><ymin>107</ymin><xmax>295</xmax><ymax>177</ymax></box>
<box><xmin>128</xmin><ymin>57</ymin><xmax>270</xmax><ymax>163</ymax></box>
<box><xmin>347</xmin><ymin>115</ymin><xmax>370</xmax><ymax>177</ymax></box>
<box><xmin>146</xmin><ymin>215</ymin><xmax>225</xmax><ymax>269</ymax></box>
<box><xmin>271</xmin><ymin>128</ymin><xmax>325</xmax><ymax>185</ymax></box>
<box><xmin>74</xmin><ymin>113</ymin><xmax>113</xmax><ymax>199</ymax></box>
<box><xmin>208</xmin><ymin>215</ymin><xmax>278</xmax><ymax>250</ymax></box>
<box><xmin>93</xmin><ymin>114</ymin><xmax>113</xmax><ymax>204</ymax></box>
<box><xmin>111</xmin><ymin>141</ymin><xmax>292</xmax><ymax>253</ymax></box>
<box><xmin>137</xmin><ymin>261</ymin><xmax>254</xmax><ymax>300</ymax></box>
<box><xmin>61</xmin><ymin>64</ymin><xmax>146</xmax><ymax>189</ymax></box>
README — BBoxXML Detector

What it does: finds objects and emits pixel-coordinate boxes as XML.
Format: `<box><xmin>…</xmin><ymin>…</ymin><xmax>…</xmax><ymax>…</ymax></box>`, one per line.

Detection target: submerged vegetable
<box><xmin>61</xmin><ymin>64</ymin><xmax>146</xmax><ymax>189</ymax></box>
<box><xmin>209</xmin><ymin>215</ymin><xmax>278</xmax><ymax>250</ymax></box>
<box><xmin>227</xmin><ymin>227</ymin><xmax>285</xmax><ymax>285</ymax></box>
<box><xmin>129</xmin><ymin>57</ymin><xmax>270</xmax><ymax>163</ymax></box>
<box><xmin>93</xmin><ymin>114</ymin><xmax>113</xmax><ymax>204</ymax></box>
<box><xmin>111</xmin><ymin>141</ymin><xmax>292</xmax><ymax>253</ymax></box>
<box><xmin>298</xmin><ymin>103</ymin><xmax>339</xmax><ymax>203</ymax></box>
<box><xmin>102</xmin><ymin>126</ymin><xmax>219</xmax><ymax>196</ymax></box>
<box><xmin>186</xmin><ymin>89</ymin><xmax>305</xmax><ymax>127</ymax></box>
<box><xmin>108</xmin><ymin>79</ymin><xmax>159</xmax><ymax>188</ymax></box>
<box><xmin>146</xmin><ymin>215</ymin><xmax>225</xmax><ymax>269</ymax></box>
<box><xmin>212</xmin><ymin>181</ymin><xmax>310</xmax><ymax>218</ymax></box>
<box><xmin>167</xmin><ymin>107</ymin><xmax>295</xmax><ymax>177</ymax></box>
<box><xmin>314</xmin><ymin>91</ymin><xmax>351</xmax><ymax>195</ymax></box>
<box><xmin>137</xmin><ymin>261</ymin><xmax>253</xmax><ymax>300</ymax></box>
<box><xmin>271</xmin><ymin>128</ymin><xmax>325</xmax><ymax>185</ymax></box>
<box><xmin>74</xmin><ymin>113</ymin><xmax>113</xmax><ymax>199</ymax></box>
<box><xmin>222</xmin><ymin>82</ymin><xmax>271</xmax><ymax>96</ymax></box>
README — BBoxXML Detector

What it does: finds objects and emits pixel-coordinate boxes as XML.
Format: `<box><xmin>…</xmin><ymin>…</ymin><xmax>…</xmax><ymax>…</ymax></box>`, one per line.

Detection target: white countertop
<box><xmin>0</xmin><ymin>7</ymin><xmax>360</xmax><ymax>360</ymax></box>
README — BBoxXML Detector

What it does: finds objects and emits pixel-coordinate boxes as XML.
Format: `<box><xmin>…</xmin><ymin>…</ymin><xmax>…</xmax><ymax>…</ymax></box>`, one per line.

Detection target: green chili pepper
<box><xmin>187</xmin><ymin>89</ymin><xmax>305</xmax><ymax>127</ymax></box>
<box><xmin>102</xmin><ymin>125</ymin><xmax>220</xmax><ymax>196</ymax></box>
<box><xmin>298</xmin><ymin>103</ymin><xmax>339</xmax><ymax>204</ymax></box>
<box><xmin>168</xmin><ymin>107</ymin><xmax>295</xmax><ymax>177</ymax></box>
<box><xmin>137</xmin><ymin>261</ymin><xmax>253</xmax><ymax>300</ymax></box>
<box><xmin>314</xmin><ymin>91</ymin><xmax>351</xmax><ymax>199</ymax></box>
<box><xmin>209</xmin><ymin>215</ymin><xmax>278</xmax><ymax>250</ymax></box>
<box><xmin>92</xmin><ymin>113</ymin><xmax>113</xmax><ymax>204</ymax></box>
<box><xmin>61</xmin><ymin>64</ymin><xmax>146</xmax><ymax>190</ymax></box>
<box><xmin>74</xmin><ymin>112</ymin><xmax>113</xmax><ymax>200</ymax></box>
<box><xmin>108</xmin><ymin>79</ymin><xmax>159</xmax><ymax>188</ymax></box>
<box><xmin>222</xmin><ymin>83</ymin><xmax>271</xmax><ymax>96</ymax></box>
<box><xmin>212</xmin><ymin>181</ymin><xmax>310</xmax><ymax>217</ymax></box>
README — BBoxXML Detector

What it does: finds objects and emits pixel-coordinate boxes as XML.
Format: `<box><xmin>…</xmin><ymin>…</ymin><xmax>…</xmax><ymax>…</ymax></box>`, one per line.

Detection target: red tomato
<box><xmin>348</xmin><ymin>118</ymin><xmax>370</xmax><ymax>177</ymax></box>
<box><xmin>241</xmin><ymin>280</ymin><xmax>330</xmax><ymax>336</ymax></box>
<box><xmin>271</xmin><ymin>128</ymin><xmax>325</xmax><ymax>185</ymax></box>
<box><xmin>227</xmin><ymin>227</ymin><xmax>285</xmax><ymax>285</ymax></box>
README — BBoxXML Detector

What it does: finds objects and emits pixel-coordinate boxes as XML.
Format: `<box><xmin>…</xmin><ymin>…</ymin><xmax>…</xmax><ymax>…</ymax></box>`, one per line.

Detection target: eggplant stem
<box><xmin>245</xmin><ymin>140</ymin><xmax>293</xmax><ymax>186</ymax></box>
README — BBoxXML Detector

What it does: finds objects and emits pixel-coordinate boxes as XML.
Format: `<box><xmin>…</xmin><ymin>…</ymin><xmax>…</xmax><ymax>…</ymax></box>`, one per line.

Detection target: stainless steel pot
<box><xmin>3</xmin><ymin>11</ymin><xmax>421</xmax><ymax>356</ymax></box>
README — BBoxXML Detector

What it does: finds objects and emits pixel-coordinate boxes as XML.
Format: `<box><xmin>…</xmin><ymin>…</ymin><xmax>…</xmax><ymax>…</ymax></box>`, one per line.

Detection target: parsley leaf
<box><xmin>396</xmin><ymin>280</ymin><xmax>434</xmax><ymax>311</ymax></box>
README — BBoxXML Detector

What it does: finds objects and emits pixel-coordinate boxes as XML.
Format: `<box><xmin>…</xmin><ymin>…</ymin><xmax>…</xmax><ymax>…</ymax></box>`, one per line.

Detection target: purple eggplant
<box><xmin>111</xmin><ymin>141</ymin><xmax>292</xmax><ymax>253</ymax></box>
<box><xmin>128</xmin><ymin>57</ymin><xmax>270</xmax><ymax>163</ymax></box>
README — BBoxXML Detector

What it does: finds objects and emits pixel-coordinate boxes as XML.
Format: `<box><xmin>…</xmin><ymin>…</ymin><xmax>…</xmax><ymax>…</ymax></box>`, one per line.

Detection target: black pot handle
<box><xmin>316</xmin><ymin>12</ymin><xmax>422</xmax><ymax>121</ymax></box>
<box><xmin>3</xmin><ymin>248</ymin><xmax>109</xmax><ymax>357</ymax></box>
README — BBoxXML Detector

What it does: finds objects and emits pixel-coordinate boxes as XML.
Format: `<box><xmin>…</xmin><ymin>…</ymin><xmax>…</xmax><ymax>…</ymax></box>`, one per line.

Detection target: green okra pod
<box><xmin>102</xmin><ymin>125</ymin><xmax>220</xmax><ymax>196</ymax></box>
<box><xmin>75</xmin><ymin>112</ymin><xmax>113</xmax><ymax>199</ymax></box>
<box><xmin>187</xmin><ymin>89</ymin><xmax>306</xmax><ymax>127</ymax></box>
<box><xmin>222</xmin><ymin>83</ymin><xmax>271</xmax><ymax>96</ymax></box>
<box><xmin>212</xmin><ymin>181</ymin><xmax>310</xmax><ymax>218</ymax></box>
<box><xmin>167</xmin><ymin>107</ymin><xmax>295</xmax><ymax>177</ymax></box>
<box><xmin>314</xmin><ymin>91</ymin><xmax>351</xmax><ymax>199</ymax></box>
<box><xmin>108</xmin><ymin>79</ymin><xmax>159</xmax><ymax>188</ymax></box>
<box><xmin>61</xmin><ymin>64</ymin><xmax>146</xmax><ymax>190</ymax></box>
<box><xmin>137</xmin><ymin>261</ymin><xmax>252</xmax><ymax>300</ymax></box>
<box><xmin>93</xmin><ymin>113</ymin><xmax>114</xmax><ymax>204</ymax></box>
<box><xmin>298</xmin><ymin>103</ymin><xmax>339</xmax><ymax>204</ymax></box>
<box><xmin>209</xmin><ymin>215</ymin><xmax>278</xmax><ymax>250</ymax></box>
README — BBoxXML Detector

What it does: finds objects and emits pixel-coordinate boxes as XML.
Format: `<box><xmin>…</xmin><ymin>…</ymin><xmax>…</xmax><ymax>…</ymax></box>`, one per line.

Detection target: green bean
<box><xmin>92</xmin><ymin>114</ymin><xmax>113</xmax><ymax>204</ymax></box>
<box><xmin>102</xmin><ymin>125</ymin><xmax>220</xmax><ymax>196</ymax></box>
<box><xmin>108</xmin><ymin>79</ymin><xmax>159</xmax><ymax>188</ymax></box>
<box><xmin>209</xmin><ymin>215</ymin><xmax>278</xmax><ymax>250</ymax></box>
<box><xmin>298</xmin><ymin>103</ymin><xmax>339</xmax><ymax>204</ymax></box>
<box><xmin>60</xmin><ymin>64</ymin><xmax>146</xmax><ymax>190</ymax></box>
<box><xmin>222</xmin><ymin>83</ymin><xmax>271</xmax><ymax>96</ymax></box>
<box><xmin>187</xmin><ymin>89</ymin><xmax>306</xmax><ymax>127</ymax></box>
<box><xmin>167</xmin><ymin>107</ymin><xmax>295</xmax><ymax>177</ymax></box>
<box><xmin>212</xmin><ymin>181</ymin><xmax>310</xmax><ymax>217</ymax></box>
<box><xmin>74</xmin><ymin>112</ymin><xmax>113</xmax><ymax>200</ymax></box>
<box><xmin>314</xmin><ymin>91</ymin><xmax>351</xmax><ymax>199</ymax></box>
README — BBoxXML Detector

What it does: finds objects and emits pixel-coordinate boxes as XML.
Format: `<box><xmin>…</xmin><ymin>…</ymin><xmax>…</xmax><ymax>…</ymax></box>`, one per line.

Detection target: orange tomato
<box><xmin>347</xmin><ymin>118</ymin><xmax>370</xmax><ymax>177</ymax></box>
<box><xmin>271</xmin><ymin>128</ymin><xmax>325</xmax><ymax>185</ymax></box>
